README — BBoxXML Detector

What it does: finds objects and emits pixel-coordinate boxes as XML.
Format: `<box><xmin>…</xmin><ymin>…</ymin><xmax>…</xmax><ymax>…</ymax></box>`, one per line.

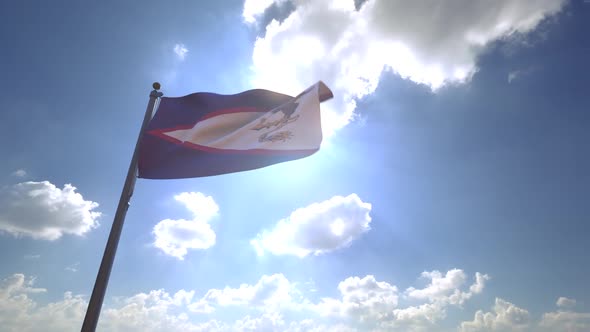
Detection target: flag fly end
<box><xmin>318</xmin><ymin>81</ymin><xmax>334</xmax><ymax>102</ymax></box>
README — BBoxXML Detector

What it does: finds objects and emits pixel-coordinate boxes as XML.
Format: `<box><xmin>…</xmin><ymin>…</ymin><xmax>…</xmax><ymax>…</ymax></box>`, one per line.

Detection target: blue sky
<box><xmin>1</xmin><ymin>0</ymin><xmax>589</xmax><ymax>331</ymax></box>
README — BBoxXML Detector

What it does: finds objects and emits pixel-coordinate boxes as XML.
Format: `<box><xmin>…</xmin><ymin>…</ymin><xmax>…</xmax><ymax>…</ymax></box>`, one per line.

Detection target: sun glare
<box><xmin>330</xmin><ymin>218</ymin><xmax>345</xmax><ymax>236</ymax></box>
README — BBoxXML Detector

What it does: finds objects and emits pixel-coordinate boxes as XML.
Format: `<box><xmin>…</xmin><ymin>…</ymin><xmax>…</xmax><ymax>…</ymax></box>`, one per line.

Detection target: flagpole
<box><xmin>81</xmin><ymin>82</ymin><xmax>163</xmax><ymax>332</ymax></box>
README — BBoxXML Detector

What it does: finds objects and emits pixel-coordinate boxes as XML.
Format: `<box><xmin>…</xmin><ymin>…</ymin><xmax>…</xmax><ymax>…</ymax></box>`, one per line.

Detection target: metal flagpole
<box><xmin>81</xmin><ymin>82</ymin><xmax>163</xmax><ymax>332</ymax></box>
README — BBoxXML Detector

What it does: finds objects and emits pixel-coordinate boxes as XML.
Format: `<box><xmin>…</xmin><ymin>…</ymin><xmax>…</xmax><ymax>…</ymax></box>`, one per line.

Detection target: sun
<box><xmin>330</xmin><ymin>218</ymin><xmax>345</xmax><ymax>237</ymax></box>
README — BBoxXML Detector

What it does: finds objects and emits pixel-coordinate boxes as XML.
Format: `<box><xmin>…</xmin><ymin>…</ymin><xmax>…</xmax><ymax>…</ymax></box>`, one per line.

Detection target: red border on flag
<box><xmin>147</xmin><ymin>106</ymin><xmax>318</xmax><ymax>156</ymax></box>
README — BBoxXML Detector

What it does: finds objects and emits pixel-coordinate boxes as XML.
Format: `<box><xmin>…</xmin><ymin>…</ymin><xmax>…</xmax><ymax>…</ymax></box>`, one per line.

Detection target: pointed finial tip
<box><xmin>152</xmin><ymin>82</ymin><xmax>161</xmax><ymax>90</ymax></box>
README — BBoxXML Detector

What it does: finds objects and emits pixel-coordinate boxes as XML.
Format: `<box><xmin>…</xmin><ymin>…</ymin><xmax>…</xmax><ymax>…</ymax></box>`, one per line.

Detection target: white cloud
<box><xmin>174</xmin><ymin>192</ymin><xmax>219</xmax><ymax>221</ymax></box>
<box><xmin>406</xmin><ymin>270</ymin><xmax>489</xmax><ymax>305</ymax></box>
<box><xmin>189</xmin><ymin>273</ymin><xmax>300</xmax><ymax>314</ymax></box>
<box><xmin>65</xmin><ymin>262</ymin><xmax>80</xmax><ymax>273</ymax></box>
<box><xmin>508</xmin><ymin>70</ymin><xmax>521</xmax><ymax>83</ymax></box>
<box><xmin>287</xmin><ymin>321</ymin><xmax>359</xmax><ymax>332</ymax></box>
<box><xmin>461</xmin><ymin>296</ymin><xmax>590</xmax><ymax>332</ymax></box>
<box><xmin>469</xmin><ymin>272</ymin><xmax>489</xmax><ymax>294</ymax></box>
<box><xmin>235</xmin><ymin>315</ymin><xmax>359</xmax><ymax>332</ymax></box>
<box><xmin>316</xmin><ymin>275</ymin><xmax>398</xmax><ymax>321</ymax></box>
<box><xmin>246</xmin><ymin>0</ymin><xmax>566</xmax><ymax>136</ymax></box>
<box><xmin>380</xmin><ymin>270</ymin><xmax>489</xmax><ymax>331</ymax></box>
<box><xmin>5</xmin><ymin>271</ymin><xmax>587</xmax><ymax>332</ymax></box>
<box><xmin>101</xmin><ymin>289</ymin><xmax>207</xmax><ymax>332</ymax></box>
<box><xmin>0</xmin><ymin>272</ymin><xmax>352</xmax><ymax>331</ymax></box>
<box><xmin>12</xmin><ymin>169</ymin><xmax>26</xmax><ymax>177</ymax></box>
<box><xmin>0</xmin><ymin>274</ymin><xmax>214</xmax><ymax>332</ymax></box>
<box><xmin>0</xmin><ymin>272</ymin><xmax>297</xmax><ymax>332</ymax></box>
<box><xmin>0</xmin><ymin>181</ymin><xmax>100</xmax><ymax>240</ymax></box>
<box><xmin>540</xmin><ymin>310</ymin><xmax>590</xmax><ymax>332</ymax></box>
<box><xmin>507</xmin><ymin>66</ymin><xmax>538</xmax><ymax>83</ymax></box>
<box><xmin>538</xmin><ymin>297</ymin><xmax>590</xmax><ymax>332</ymax></box>
<box><xmin>556</xmin><ymin>296</ymin><xmax>576</xmax><ymax>309</ymax></box>
<box><xmin>153</xmin><ymin>192</ymin><xmax>219</xmax><ymax>260</ymax></box>
<box><xmin>0</xmin><ymin>274</ymin><xmax>46</xmax><ymax>297</ymax></box>
<box><xmin>173</xmin><ymin>43</ymin><xmax>188</xmax><ymax>60</ymax></box>
<box><xmin>388</xmin><ymin>303</ymin><xmax>447</xmax><ymax>330</ymax></box>
<box><xmin>0</xmin><ymin>273</ymin><xmax>87</xmax><ymax>332</ymax></box>
<box><xmin>233</xmin><ymin>269</ymin><xmax>487</xmax><ymax>332</ymax></box>
<box><xmin>242</xmin><ymin>0</ymin><xmax>280</xmax><ymax>23</ymax></box>
<box><xmin>250</xmin><ymin>193</ymin><xmax>372</xmax><ymax>258</ymax></box>
<box><xmin>24</xmin><ymin>254</ymin><xmax>40</xmax><ymax>260</ymax></box>
<box><xmin>153</xmin><ymin>219</ymin><xmax>215</xmax><ymax>259</ymax></box>
<box><xmin>313</xmin><ymin>269</ymin><xmax>489</xmax><ymax>331</ymax></box>
<box><xmin>233</xmin><ymin>312</ymin><xmax>285</xmax><ymax>331</ymax></box>
<box><xmin>460</xmin><ymin>298</ymin><xmax>531</xmax><ymax>332</ymax></box>
<box><xmin>407</xmin><ymin>269</ymin><xmax>468</xmax><ymax>301</ymax></box>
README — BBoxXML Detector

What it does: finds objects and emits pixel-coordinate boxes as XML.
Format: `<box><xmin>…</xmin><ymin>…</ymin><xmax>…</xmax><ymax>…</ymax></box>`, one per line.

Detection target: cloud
<box><xmin>243</xmin><ymin>0</ymin><xmax>283</xmax><ymax>23</ymax></box>
<box><xmin>406</xmin><ymin>269</ymin><xmax>468</xmax><ymax>301</ymax></box>
<box><xmin>388</xmin><ymin>303</ymin><xmax>448</xmax><ymax>330</ymax></box>
<box><xmin>556</xmin><ymin>296</ymin><xmax>576</xmax><ymax>309</ymax></box>
<box><xmin>0</xmin><ymin>181</ymin><xmax>100</xmax><ymax>240</ymax></box>
<box><xmin>0</xmin><ymin>277</ymin><xmax>325</xmax><ymax>332</ymax></box>
<box><xmin>23</xmin><ymin>254</ymin><xmax>40</xmax><ymax>260</ymax></box>
<box><xmin>233</xmin><ymin>314</ymin><xmax>360</xmax><ymax>332</ymax></box>
<box><xmin>406</xmin><ymin>270</ymin><xmax>490</xmax><ymax>305</ymax></box>
<box><xmin>173</xmin><ymin>192</ymin><xmax>219</xmax><ymax>221</ymax></box>
<box><xmin>538</xmin><ymin>297</ymin><xmax>590</xmax><ymax>332</ymax></box>
<box><xmin>233</xmin><ymin>312</ymin><xmax>285</xmax><ymax>331</ymax></box>
<box><xmin>0</xmin><ymin>273</ymin><xmax>212</xmax><ymax>332</ymax></box>
<box><xmin>382</xmin><ymin>270</ymin><xmax>489</xmax><ymax>331</ymax></box>
<box><xmin>0</xmin><ymin>273</ymin><xmax>84</xmax><ymax>332</ymax></box>
<box><xmin>316</xmin><ymin>275</ymin><xmax>398</xmax><ymax>321</ymax></box>
<box><xmin>65</xmin><ymin>262</ymin><xmax>80</xmax><ymax>273</ymax></box>
<box><xmin>0</xmin><ymin>274</ymin><xmax>46</xmax><ymax>296</ymax></box>
<box><xmin>508</xmin><ymin>70</ymin><xmax>521</xmax><ymax>83</ymax></box>
<box><xmin>5</xmin><ymin>271</ymin><xmax>586</xmax><ymax>332</ymax></box>
<box><xmin>460</xmin><ymin>298</ymin><xmax>530</xmax><ymax>332</ymax></box>
<box><xmin>153</xmin><ymin>192</ymin><xmax>219</xmax><ymax>259</ymax></box>
<box><xmin>313</xmin><ymin>269</ymin><xmax>489</xmax><ymax>331</ymax></box>
<box><xmin>12</xmin><ymin>169</ymin><xmax>26</xmax><ymax>177</ymax></box>
<box><xmin>540</xmin><ymin>310</ymin><xmax>590</xmax><ymax>332</ymax></box>
<box><xmin>250</xmin><ymin>193</ymin><xmax>372</xmax><ymax>258</ymax></box>
<box><xmin>188</xmin><ymin>273</ymin><xmax>300</xmax><ymax>314</ymax></box>
<box><xmin>173</xmin><ymin>43</ymin><xmax>188</xmax><ymax>60</ymax></box>
<box><xmin>507</xmin><ymin>66</ymin><xmax>538</xmax><ymax>83</ymax></box>
<box><xmin>245</xmin><ymin>0</ymin><xmax>566</xmax><ymax>136</ymax></box>
<box><xmin>461</xmin><ymin>296</ymin><xmax>590</xmax><ymax>332</ymax></box>
<box><xmin>101</xmin><ymin>289</ymin><xmax>208</xmax><ymax>332</ymax></box>
<box><xmin>0</xmin><ymin>270</ymin><xmax>479</xmax><ymax>332</ymax></box>
<box><xmin>152</xmin><ymin>217</ymin><xmax>216</xmax><ymax>259</ymax></box>
<box><xmin>0</xmin><ymin>272</ymin><xmax>304</xmax><ymax>332</ymax></box>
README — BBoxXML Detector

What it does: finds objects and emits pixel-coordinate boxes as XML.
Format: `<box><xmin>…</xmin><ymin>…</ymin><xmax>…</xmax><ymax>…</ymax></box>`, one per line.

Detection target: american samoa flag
<box><xmin>138</xmin><ymin>82</ymin><xmax>333</xmax><ymax>179</ymax></box>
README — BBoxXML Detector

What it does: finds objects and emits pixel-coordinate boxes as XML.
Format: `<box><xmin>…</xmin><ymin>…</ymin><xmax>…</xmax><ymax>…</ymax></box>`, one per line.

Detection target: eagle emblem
<box><xmin>251</xmin><ymin>100</ymin><xmax>299</xmax><ymax>143</ymax></box>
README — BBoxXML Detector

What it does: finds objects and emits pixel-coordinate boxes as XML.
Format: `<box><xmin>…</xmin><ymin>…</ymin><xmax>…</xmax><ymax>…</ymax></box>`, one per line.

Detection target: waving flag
<box><xmin>138</xmin><ymin>82</ymin><xmax>333</xmax><ymax>179</ymax></box>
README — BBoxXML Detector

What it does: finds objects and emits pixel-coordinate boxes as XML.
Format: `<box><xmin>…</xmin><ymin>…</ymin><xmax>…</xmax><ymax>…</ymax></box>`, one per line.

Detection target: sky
<box><xmin>0</xmin><ymin>0</ymin><xmax>589</xmax><ymax>331</ymax></box>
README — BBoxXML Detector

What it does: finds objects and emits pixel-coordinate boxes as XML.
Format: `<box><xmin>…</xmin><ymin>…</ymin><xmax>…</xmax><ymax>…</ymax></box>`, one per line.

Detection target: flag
<box><xmin>138</xmin><ymin>82</ymin><xmax>333</xmax><ymax>179</ymax></box>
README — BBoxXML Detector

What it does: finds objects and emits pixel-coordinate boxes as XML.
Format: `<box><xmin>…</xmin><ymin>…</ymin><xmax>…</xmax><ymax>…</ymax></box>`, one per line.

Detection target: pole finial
<box><xmin>152</xmin><ymin>82</ymin><xmax>161</xmax><ymax>90</ymax></box>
